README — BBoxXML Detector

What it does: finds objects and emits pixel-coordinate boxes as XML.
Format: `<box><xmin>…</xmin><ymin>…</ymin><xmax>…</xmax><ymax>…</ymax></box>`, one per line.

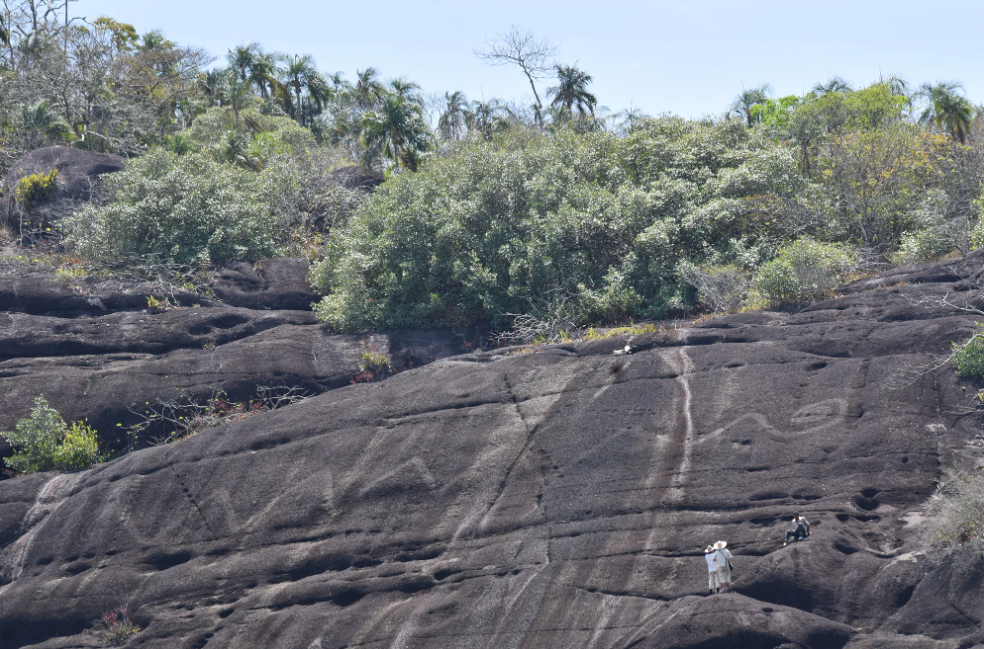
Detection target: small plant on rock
<box><xmin>0</xmin><ymin>396</ymin><xmax>102</xmax><ymax>474</ymax></box>
<box><xmin>352</xmin><ymin>341</ymin><xmax>394</xmax><ymax>383</ymax></box>
<box><xmin>925</xmin><ymin>469</ymin><xmax>984</xmax><ymax>548</ymax></box>
<box><xmin>102</xmin><ymin>606</ymin><xmax>139</xmax><ymax>646</ymax></box>
<box><xmin>14</xmin><ymin>169</ymin><xmax>58</xmax><ymax>207</ymax></box>
<box><xmin>127</xmin><ymin>385</ymin><xmax>311</xmax><ymax>447</ymax></box>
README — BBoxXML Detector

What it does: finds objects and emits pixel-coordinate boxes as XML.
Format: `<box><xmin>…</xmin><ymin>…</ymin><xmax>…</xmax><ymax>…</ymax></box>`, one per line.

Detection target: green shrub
<box><xmin>895</xmin><ymin>228</ymin><xmax>954</xmax><ymax>264</ymax></box>
<box><xmin>15</xmin><ymin>169</ymin><xmax>58</xmax><ymax>207</ymax></box>
<box><xmin>311</xmin><ymin>122</ymin><xmax>803</xmax><ymax>332</ymax></box>
<box><xmin>62</xmin><ymin>149</ymin><xmax>288</xmax><ymax>264</ymax></box>
<box><xmin>952</xmin><ymin>324</ymin><xmax>984</xmax><ymax>380</ymax></box>
<box><xmin>753</xmin><ymin>238</ymin><xmax>856</xmax><ymax>308</ymax></box>
<box><xmin>1</xmin><ymin>396</ymin><xmax>102</xmax><ymax>473</ymax></box>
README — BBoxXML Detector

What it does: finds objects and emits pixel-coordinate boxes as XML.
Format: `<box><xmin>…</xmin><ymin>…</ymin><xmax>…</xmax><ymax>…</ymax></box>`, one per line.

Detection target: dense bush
<box><xmin>752</xmin><ymin>238</ymin><xmax>856</xmax><ymax>308</ymax></box>
<box><xmin>951</xmin><ymin>324</ymin><xmax>984</xmax><ymax>380</ymax></box>
<box><xmin>1</xmin><ymin>396</ymin><xmax>101</xmax><ymax>473</ymax></box>
<box><xmin>62</xmin><ymin>149</ymin><xmax>292</xmax><ymax>264</ymax></box>
<box><xmin>14</xmin><ymin>169</ymin><xmax>58</xmax><ymax>207</ymax></box>
<box><xmin>311</xmin><ymin>121</ymin><xmax>804</xmax><ymax>331</ymax></box>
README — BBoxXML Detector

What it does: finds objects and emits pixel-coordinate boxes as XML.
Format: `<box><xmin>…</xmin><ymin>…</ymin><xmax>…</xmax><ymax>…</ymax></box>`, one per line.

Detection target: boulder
<box><xmin>2</xmin><ymin>146</ymin><xmax>125</xmax><ymax>203</ymax></box>
<box><xmin>325</xmin><ymin>164</ymin><xmax>385</xmax><ymax>191</ymax></box>
<box><xmin>0</xmin><ymin>255</ymin><xmax>984</xmax><ymax>647</ymax></box>
<box><xmin>1</xmin><ymin>146</ymin><xmax>124</xmax><ymax>231</ymax></box>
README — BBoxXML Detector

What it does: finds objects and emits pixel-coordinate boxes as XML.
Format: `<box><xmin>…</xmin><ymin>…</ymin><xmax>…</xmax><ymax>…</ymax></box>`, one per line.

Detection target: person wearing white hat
<box><xmin>704</xmin><ymin>545</ymin><xmax>721</xmax><ymax>593</ymax></box>
<box><xmin>711</xmin><ymin>540</ymin><xmax>733</xmax><ymax>592</ymax></box>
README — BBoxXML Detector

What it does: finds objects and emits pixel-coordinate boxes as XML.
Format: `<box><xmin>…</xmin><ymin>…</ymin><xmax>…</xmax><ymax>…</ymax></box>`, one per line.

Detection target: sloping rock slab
<box><xmin>1</xmin><ymin>259</ymin><xmax>984</xmax><ymax>647</ymax></box>
<box><xmin>210</xmin><ymin>258</ymin><xmax>319</xmax><ymax>311</ymax></box>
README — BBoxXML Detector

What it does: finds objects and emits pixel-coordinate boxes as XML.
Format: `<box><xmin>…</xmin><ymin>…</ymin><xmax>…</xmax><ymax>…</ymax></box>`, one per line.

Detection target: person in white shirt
<box><xmin>784</xmin><ymin>513</ymin><xmax>811</xmax><ymax>546</ymax></box>
<box><xmin>710</xmin><ymin>540</ymin><xmax>733</xmax><ymax>592</ymax></box>
<box><xmin>704</xmin><ymin>545</ymin><xmax>720</xmax><ymax>593</ymax></box>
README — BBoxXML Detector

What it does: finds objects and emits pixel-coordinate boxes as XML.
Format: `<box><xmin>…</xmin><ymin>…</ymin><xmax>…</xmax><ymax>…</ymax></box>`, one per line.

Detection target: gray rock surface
<box><xmin>1</xmin><ymin>254</ymin><xmax>984</xmax><ymax>648</ymax></box>
<box><xmin>0</xmin><ymin>260</ymin><xmax>469</xmax><ymax>450</ymax></box>
<box><xmin>1</xmin><ymin>146</ymin><xmax>125</xmax><ymax>230</ymax></box>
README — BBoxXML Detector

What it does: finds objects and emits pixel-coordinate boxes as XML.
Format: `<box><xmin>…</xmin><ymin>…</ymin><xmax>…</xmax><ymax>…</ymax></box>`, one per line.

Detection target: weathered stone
<box><xmin>0</xmin><ymin>254</ymin><xmax>983</xmax><ymax>647</ymax></box>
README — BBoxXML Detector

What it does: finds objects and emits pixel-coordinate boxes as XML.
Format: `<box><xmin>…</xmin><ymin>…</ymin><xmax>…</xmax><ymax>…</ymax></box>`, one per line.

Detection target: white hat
<box><xmin>704</xmin><ymin>545</ymin><xmax>714</xmax><ymax>553</ymax></box>
<box><xmin>713</xmin><ymin>540</ymin><xmax>727</xmax><ymax>550</ymax></box>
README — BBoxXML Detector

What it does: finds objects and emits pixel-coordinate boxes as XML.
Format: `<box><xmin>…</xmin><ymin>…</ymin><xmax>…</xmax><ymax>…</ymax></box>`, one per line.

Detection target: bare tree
<box><xmin>476</xmin><ymin>26</ymin><xmax>557</xmax><ymax>125</ymax></box>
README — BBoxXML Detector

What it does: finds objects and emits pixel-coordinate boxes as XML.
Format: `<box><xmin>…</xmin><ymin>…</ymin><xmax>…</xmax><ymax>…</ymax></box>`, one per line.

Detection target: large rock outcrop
<box><xmin>0</xmin><ymin>258</ymin><xmax>470</xmax><ymax>450</ymax></box>
<box><xmin>1</xmin><ymin>147</ymin><xmax>125</xmax><ymax>230</ymax></box>
<box><xmin>0</xmin><ymin>254</ymin><xmax>984</xmax><ymax>648</ymax></box>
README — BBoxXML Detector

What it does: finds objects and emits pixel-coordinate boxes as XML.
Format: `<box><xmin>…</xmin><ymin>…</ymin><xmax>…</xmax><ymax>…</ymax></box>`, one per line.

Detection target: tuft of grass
<box><xmin>582</xmin><ymin>322</ymin><xmax>661</xmax><ymax>341</ymax></box>
<box><xmin>102</xmin><ymin>606</ymin><xmax>139</xmax><ymax>646</ymax></box>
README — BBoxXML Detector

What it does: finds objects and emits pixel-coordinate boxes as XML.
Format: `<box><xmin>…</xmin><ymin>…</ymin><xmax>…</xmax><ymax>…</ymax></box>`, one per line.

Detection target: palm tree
<box><xmin>466</xmin><ymin>100</ymin><xmax>511</xmax><ymax>141</ymax></box>
<box><xmin>20</xmin><ymin>101</ymin><xmax>71</xmax><ymax>149</ymax></box>
<box><xmin>354</xmin><ymin>67</ymin><xmax>387</xmax><ymax>111</ymax></box>
<box><xmin>248</xmin><ymin>50</ymin><xmax>283</xmax><ymax>99</ymax></box>
<box><xmin>327</xmin><ymin>71</ymin><xmax>350</xmax><ymax>95</ymax></box>
<box><xmin>226</xmin><ymin>75</ymin><xmax>253</xmax><ymax>129</ymax></box>
<box><xmin>389</xmin><ymin>77</ymin><xmax>423</xmax><ymax>107</ymax></box>
<box><xmin>438</xmin><ymin>91</ymin><xmax>469</xmax><ymax>141</ymax></box>
<box><xmin>362</xmin><ymin>95</ymin><xmax>431</xmax><ymax>172</ymax></box>
<box><xmin>548</xmin><ymin>65</ymin><xmax>597</xmax><ymax>118</ymax></box>
<box><xmin>279</xmin><ymin>54</ymin><xmax>329</xmax><ymax>127</ymax></box>
<box><xmin>812</xmin><ymin>77</ymin><xmax>853</xmax><ymax>96</ymax></box>
<box><xmin>731</xmin><ymin>83</ymin><xmax>771</xmax><ymax>127</ymax></box>
<box><xmin>199</xmin><ymin>69</ymin><xmax>229</xmax><ymax>107</ymax></box>
<box><xmin>227</xmin><ymin>44</ymin><xmax>259</xmax><ymax>84</ymax></box>
<box><xmin>917</xmin><ymin>82</ymin><xmax>976</xmax><ymax>144</ymax></box>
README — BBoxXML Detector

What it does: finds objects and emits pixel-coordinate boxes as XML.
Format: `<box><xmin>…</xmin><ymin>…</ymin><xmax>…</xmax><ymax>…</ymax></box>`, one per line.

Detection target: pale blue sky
<box><xmin>74</xmin><ymin>0</ymin><xmax>983</xmax><ymax>117</ymax></box>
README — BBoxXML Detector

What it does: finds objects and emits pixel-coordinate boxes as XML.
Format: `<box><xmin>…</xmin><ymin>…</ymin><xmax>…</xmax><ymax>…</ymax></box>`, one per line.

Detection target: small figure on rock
<box><xmin>783</xmin><ymin>513</ymin><xmax>811</xmax><ymax>546</ymax></box>
<box><xmin>704</xmin><ymin>541</ymin><xmax>734</xmax><ymax>593</ymax></box>
<box><xmin>712</xmin><ymin>540</ymin><xmax>734</xmax><ymax>592</ymax></box>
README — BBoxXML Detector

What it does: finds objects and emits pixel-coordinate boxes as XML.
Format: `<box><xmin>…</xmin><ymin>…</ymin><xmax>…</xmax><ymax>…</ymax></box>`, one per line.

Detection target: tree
<box><xmin>548</xmin><ymin>64</ymin><xmax>597</xmax><ymax>118</ymax></box>
<box><xmin>438</xmin><ymin>91</ymin><xmax>468</xmax><ymax>141</ymax></box>
<box><xmin>812</xmin><ymin>77</ymin><xmax>853</xmax><ymax>96</ymax></box>
<box><xmin>19</xmin><ymin>100</ymin><xmax>69</xmax><ymax>148</ymax></box>
<box><xmin>279</xmin><ymin>54</ymin><xmax>330</xmax><ymax>127</ymax></box>
<box><xmin>353</xmin><ymin>66</ymin><xmax>387</xmax><ymax>111</ymax></box>
<box><xmin>389</xmin><ymin>77</ymin><xmax>422</xmax><ymax>106</ymax></box>
<box><xmin>361</xmin><ymin>94</ymin><xmax>430</xmax><ymax>172</ymax></box>
<box><xmin>731</xmin><ymin>83</ymin><xmax>771</xmax><ymax>127</ymax></box>
<box><xmin>0</xmin><ymin>13</ymin><xmax>9</xmax><ymax>49</ymax></box>
<box><xmin>466</xmin><ymin>99</ymin><xmax>510</xmax><ymax>140</ymax></box>
<box><xmin>917</xmin><ymin>82</ymin><xmax>975</xmax><ymax>144</ymax></box>
<box><xmin>225</xmin><ymin>74</ymin><xmax>253</xmax><ymax>128</ymax></box>
<box><xmin>476</xmin><ymin>26</ymin><xmax>557</xmax><ymax>125</ymax></box>
<box><xmin>227</xmin><ymin>43</ymin><xmax>258</xmax><ymax>84</ymax></box>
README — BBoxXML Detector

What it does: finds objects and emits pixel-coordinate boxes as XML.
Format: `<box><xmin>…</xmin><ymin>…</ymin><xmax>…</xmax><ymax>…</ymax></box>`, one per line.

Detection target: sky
<box><xmin>72</xmin><ymin>0</ymin><xmax>984</xmax><ymax>118</ymax></box>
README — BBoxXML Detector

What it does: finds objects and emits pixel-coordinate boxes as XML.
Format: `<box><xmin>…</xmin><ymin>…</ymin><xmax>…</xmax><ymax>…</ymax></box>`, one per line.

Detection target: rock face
<box><xmin>1</xmin><ymin>254</ymin><xmax>984</xmax><ymax>648</ymax></box>
<box><xmin>0</xmin><ymin>259</ymin><xmax>470</xmax><ymax>450</ymax></box>
<box><xmin>325</xmin><ymin>165</ymin><xmax>385</xmax><ymax>192</ymax></box>
<box><xmin>1</xmin><ymin>146</ymin><xmax>125</xmax><ymax>229</ymax></box>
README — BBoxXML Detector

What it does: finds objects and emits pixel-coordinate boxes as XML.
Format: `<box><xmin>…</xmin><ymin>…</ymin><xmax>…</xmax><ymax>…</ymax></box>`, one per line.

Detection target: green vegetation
<box><xmin>2</xmin><ymin>5</ymin><xmax>984</xmax><ymax>338</ymax></box>
<box><xmin>62</xmin><ymin>149</ymin><xmax>286</xmax><ymax>264</ymax></box>
<box><xmin>951</xmin><ymin>324</ymin><xmax>984</xmax><ymax>380</ymax></box>
<box><xmin>752</xmin><ymin>239</ymin><xmax>856</xmax><ymax>308</ymax></box>
<box><xmin>102</xmin><ymin>607</ymin><xmax>140</xmax><ymax>646</ymax></box>
<box><xmin>14</xmin><ymin>169</ymin><xmax>58</xmax><ymax>206</ymax></box>
<box><xmin>1</xmin><ymin>396</ymin><xmax>102</xmax><ymax>474</ymax></box>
